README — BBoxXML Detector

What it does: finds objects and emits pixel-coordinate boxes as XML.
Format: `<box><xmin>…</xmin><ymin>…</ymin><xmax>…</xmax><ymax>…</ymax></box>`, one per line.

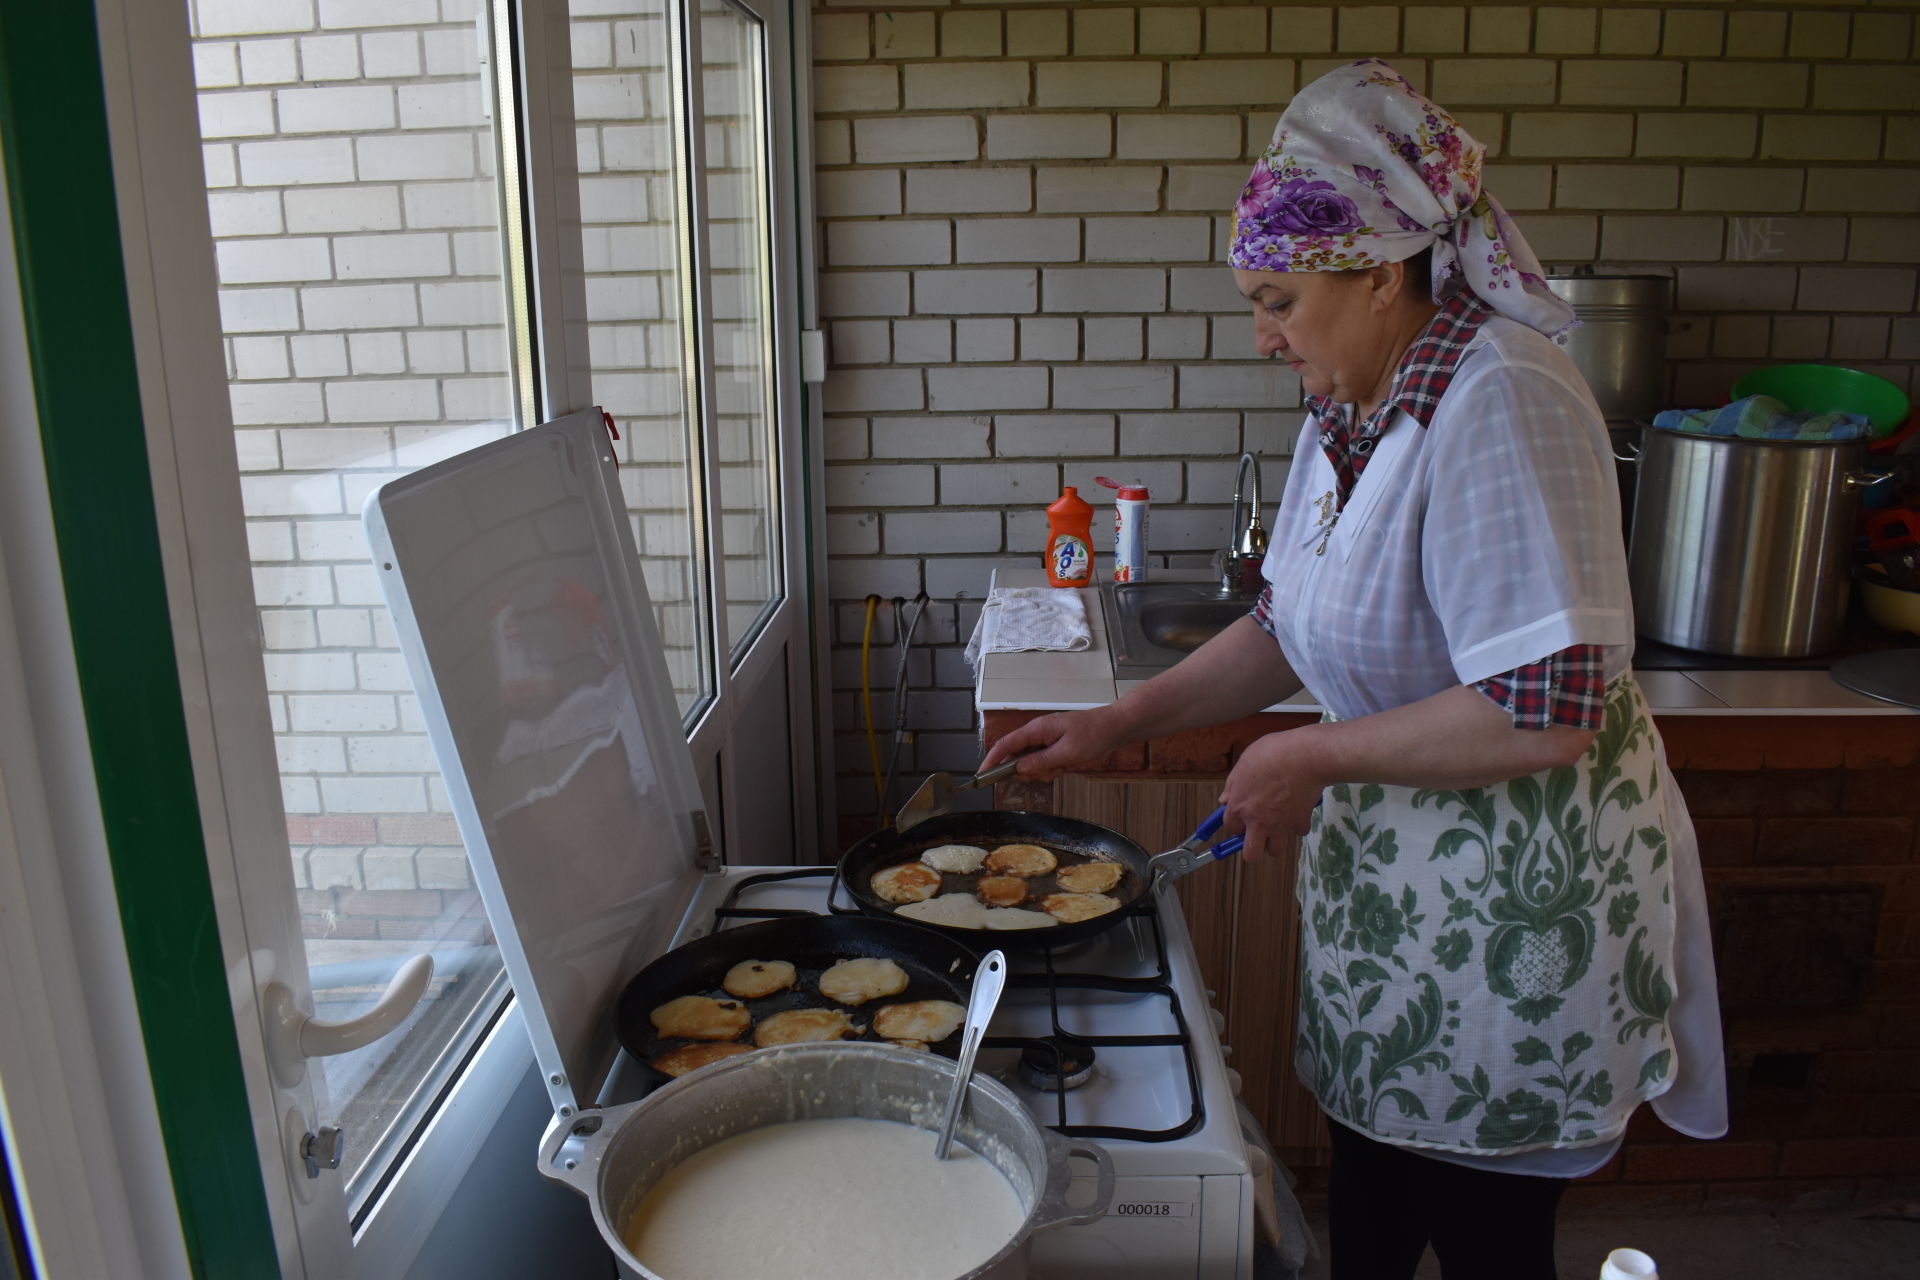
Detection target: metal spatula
<box><xmin>894</xmin><ymin>759</ymin><xmax>1020</xmax><ymax>832</ymax></box>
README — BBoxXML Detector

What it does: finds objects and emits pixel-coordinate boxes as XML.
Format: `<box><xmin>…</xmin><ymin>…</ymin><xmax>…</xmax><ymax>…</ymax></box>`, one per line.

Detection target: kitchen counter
<box><xmin>975</xmin><ymin>564</ymin><xmax>1916</xmax><ymax>717</ymax></box>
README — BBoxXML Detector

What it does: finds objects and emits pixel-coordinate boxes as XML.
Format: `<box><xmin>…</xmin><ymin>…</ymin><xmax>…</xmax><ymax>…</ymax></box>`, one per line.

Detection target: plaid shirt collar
<box><xmin>1307</xmin><ymin>290</ymin><xmax>1492</xmax><ymax>436</ymax></box>
<box><xmin>1307</xmin><ymin>290</ymin><xmax>1492</xmax><ymax>506</ymax></box>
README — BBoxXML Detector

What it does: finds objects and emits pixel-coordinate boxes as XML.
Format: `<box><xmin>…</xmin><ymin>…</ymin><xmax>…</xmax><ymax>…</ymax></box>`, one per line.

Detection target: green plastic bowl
<box><xmin>1731</xmin><ymin>364</ymin><xmax>1911</xmax><ymax>437</ymax></box>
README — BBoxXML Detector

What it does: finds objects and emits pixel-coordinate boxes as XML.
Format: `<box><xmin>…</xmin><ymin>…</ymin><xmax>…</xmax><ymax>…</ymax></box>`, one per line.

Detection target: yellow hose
<box><xmin>860</xmin><ymin>595</ymin><xmax>886</xmax><ymax>819</ymax></box>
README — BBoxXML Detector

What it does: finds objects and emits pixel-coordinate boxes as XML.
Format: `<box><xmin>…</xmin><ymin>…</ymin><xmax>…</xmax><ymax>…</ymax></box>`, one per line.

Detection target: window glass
<box><xmin>189</xmin><ymin>4</ymin><xmax>513</xmax><ymax>1207</ymax></box>
<box><xmin>570</xmin><ymin>0</ymin><xmax>713</xmax><ymax>716</ymax></box>
<box><xmin>699</xmin><ymin>0</ymin><xmax>781</xmax><ymax>658</ymax></box>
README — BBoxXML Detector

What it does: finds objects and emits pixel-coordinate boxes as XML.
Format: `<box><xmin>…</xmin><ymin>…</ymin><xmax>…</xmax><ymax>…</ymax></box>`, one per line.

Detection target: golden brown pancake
<box><xmin>818</xmin><ymin>957</ymin><xmax>910</xmax><ymax>1006</ymax></box>
<box><xmin>651</xmin><ymin>994</ymin><xmax>752</xmax><ymax>1040</ymax></box>
<box><xmin>1041</xmin><ymin>892</ymin><xmax>1122</xmax><ymax>924</ymax></box>
<box><xmin>986</xmin><ymin>843</ymin><xmax>1057</xmax><ymax>877</ymax></box>
<box><xmin>1056</xmin><ymin>861</ymin><xmax>1123</xmax><ymax>895</ymax></box>
<box><xmin>873</xmin><ymin>1000</ymin><xmax>966</xmax><ymax>1044</ymax></box>
<box><xmin>975</xmin><ymin>875</ymin><xmax>1029</xmax><ymax>908</ymax></box>
<box><xmin>722</xmin><ymin>960</ymin><xmax>797</xmax><ymax>1000</ymax></box>
<box><xmin>754</xmin><ymin>1008</ymin><xmax>859</xmax><ymax>1047</ymax></box>
<box><xmin>653</xmin><ymin>1042</ymin><xmax>757</xmax><ymax>1078</ymax></box>
<box><xmin>871</xmin><ymin>861</ymin><xmax>942</xmax><ymax>904</ymax></box>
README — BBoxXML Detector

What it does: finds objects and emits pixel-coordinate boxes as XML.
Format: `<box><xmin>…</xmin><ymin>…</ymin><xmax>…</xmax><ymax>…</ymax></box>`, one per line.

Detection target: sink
<box><xmin>1100</xmin><ymin>579</ymin><xmax>1259</xmax><ymax>675</ymax></box>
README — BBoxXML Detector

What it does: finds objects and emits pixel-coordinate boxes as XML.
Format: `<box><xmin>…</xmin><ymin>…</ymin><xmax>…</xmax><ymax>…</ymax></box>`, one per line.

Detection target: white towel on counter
<box><xmin>964</xmin><ymin>586</ymin><xmax>1091</xmax><ymax>669</ymax></box>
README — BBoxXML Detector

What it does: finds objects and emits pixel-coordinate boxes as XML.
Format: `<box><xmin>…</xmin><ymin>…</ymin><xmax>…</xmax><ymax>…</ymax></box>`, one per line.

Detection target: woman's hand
<box><xmin>1219</xmin><ymin>728</ymin><xmax>1331</xmax><ymax>862</ymax></box>
<box><xmin>980</xmin><ymin>706</ymin><xmax>1126</xmax><ymax>780</ymax></box>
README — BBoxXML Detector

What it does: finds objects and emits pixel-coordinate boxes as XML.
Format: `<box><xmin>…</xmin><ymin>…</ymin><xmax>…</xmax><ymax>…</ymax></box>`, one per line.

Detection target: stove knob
<box><xmin>1224</xmin><ymin>1066</ymin><xmax>1242</xmax><ymax>1097</ymax></box>
<box><xmin>1207</xmin><ymin>1006</ymin><xmax>1226</xmax><ymax>1036</ymax></box>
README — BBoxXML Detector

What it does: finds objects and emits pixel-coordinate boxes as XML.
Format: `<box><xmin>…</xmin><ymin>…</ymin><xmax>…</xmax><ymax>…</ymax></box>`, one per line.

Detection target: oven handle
<box><xmin>1030</xmin><ymin>1133</ymin><xmax>1117</xmax><ymax>1231</ymax></box>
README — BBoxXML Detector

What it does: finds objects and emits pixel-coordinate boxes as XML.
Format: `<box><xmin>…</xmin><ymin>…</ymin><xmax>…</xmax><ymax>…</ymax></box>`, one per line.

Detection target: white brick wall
<box><xmin>810</xmin><ymin>0</ymin><xmax>1920</xmax><ymax>836</ymax></box>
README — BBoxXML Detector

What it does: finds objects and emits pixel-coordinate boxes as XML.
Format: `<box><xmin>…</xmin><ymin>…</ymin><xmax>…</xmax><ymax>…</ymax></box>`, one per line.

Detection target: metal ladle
<box><xmin>933</xmin><ymin>948</ymin><xmax>1007</xmax><ymax>1160</ymax></box>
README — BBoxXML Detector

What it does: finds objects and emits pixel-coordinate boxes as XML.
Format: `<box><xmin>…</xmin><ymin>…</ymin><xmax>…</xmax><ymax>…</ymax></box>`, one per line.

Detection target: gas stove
<box><xmin>366</xmin><ymin>414</ymin><xmax>1261</xmax><ymax>1277</ymax></box>
<box><xmin>604</xmin><ymin>864</ymin><xmax>1258</xmax><ymax>1278</ymax></box>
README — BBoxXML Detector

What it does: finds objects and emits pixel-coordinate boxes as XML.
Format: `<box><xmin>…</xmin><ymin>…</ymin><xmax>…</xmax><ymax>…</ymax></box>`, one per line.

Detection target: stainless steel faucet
<box><xmin>1217</xmin><ymin>452</ymin><xmax>1267</xmax><ymax>597</ymax></box>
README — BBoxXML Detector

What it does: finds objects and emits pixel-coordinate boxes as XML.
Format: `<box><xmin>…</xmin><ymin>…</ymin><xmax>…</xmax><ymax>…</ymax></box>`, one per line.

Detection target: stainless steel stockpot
<box><xmin>1626</xmin><ymin>428</ymin><xmax>1879</xmax><ymax>657</ymax></box>
<box><xmin>1547</xmin><ymin>272</ymin><xmax>1672</xmax><ymax>423</ymax></box>
<box><xmin>538</xmin><ymin>1042</ymin><xmax>1115</xmax><ymax>1280</ymax></box>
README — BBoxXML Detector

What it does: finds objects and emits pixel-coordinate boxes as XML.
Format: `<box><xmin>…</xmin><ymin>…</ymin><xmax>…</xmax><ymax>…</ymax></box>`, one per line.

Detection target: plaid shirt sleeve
<box><xmin>1250</xmin><ymin>583</ymin><xmax>1277</xmax><ymax>638</ymax></box>
<box><xmin>1473</xmin><ymin>644</ymin><xmax>1606</xmax><ymax>730</ymax></box>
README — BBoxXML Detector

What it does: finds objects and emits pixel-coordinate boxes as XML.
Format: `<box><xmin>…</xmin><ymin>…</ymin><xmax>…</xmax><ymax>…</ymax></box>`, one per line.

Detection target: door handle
<box><xmin>263</xmin><ymin>954</ymin><xmax>434</xmax><ymax>1087</ymax></box>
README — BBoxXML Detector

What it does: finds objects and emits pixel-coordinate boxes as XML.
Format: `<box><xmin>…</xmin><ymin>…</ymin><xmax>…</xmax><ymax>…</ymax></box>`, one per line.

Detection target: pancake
<box><xmin>650</xmin><ymin>994</ymin><xmax>752</xmax><ymax>1041</ymax></box>
<box><xmin>722</xmin><ymin>959</ymin><xmax>797</xmax><ymax>1000</ymax></box>
<box><xmin>754</xmin><ymin>1008</ymin><xmax>859</xmax><ymax>1047</ymax></box>
<box><xmin>1041</xmin><ymin>892</ymin><xmax>1122</xmax><ymax>924</ymax></box>
<box><xmin>983</xmin><ymin>907</ymin><xmax>1057</xmax><ymax>931</ymax></box>
<box><xmin>920</xmin><ymin>843</ymin><xmax>989</xmax><ymax>874</ymax></box>
<box><xmin>985</xmin><ymin>843</ymin><xmax>1057</xmax><ymax>877</ymax></box>
<box><xmin>1055</xmin><ymin>861</ymin><xmax>1123</xmax><ymax>895</ymax></box>
<box><xmin>975</xmin><ymin>875</ymin><xmax>1029</xmax><ymax>908</ymax></box>
<box><xmin>871</xmin><ymin>861</ymin><xmax>942</xmax><ymax>904</ymax></box>
<box><xmin>895</xmin><ymin>894</ymin><xmax>990</xmax><ymax>929</ymax></box>
<box><xmin>818</xmin><ymin>957</ymin><xmax>910</xmax><ymax>1006</ymax></box>
<box><xmin>873</xmin><ymin>1000</ymin><xmax>966</xmax><ymax>1044</ymax></box>
<box><xmin>653</xmin><ymin>1042</ymin><xmax>757</xmax><ymax>1078</ymax></box>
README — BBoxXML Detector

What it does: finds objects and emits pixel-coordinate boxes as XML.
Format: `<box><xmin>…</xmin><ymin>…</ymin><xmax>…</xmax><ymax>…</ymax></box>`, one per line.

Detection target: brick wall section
<box><xmin>981</xmin><ymin>708</ymin><xmax>1920</xmax><ymax>1201</ymax></box>
<box><xmin>816</xmin><ymin>0</ymin><xmax>1920</xmax><ymax>838</ymax></box>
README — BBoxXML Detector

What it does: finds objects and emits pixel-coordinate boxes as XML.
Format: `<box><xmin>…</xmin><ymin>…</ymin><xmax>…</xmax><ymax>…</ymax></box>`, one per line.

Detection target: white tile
<box><xmin>1678</xmin><ymin>669</ymin><xmax>1915</xmax><ymax>715</ymax></box>
<box><xmin>1633</xmin><ymin>670</ymin><xmax>1729</xmax><ymax>712</ymax></box>
<box><xmin>975</xmin><ymin>675</ymin><xmax>1115</xmax><ymax>711</ymax></box>
<box><xmin>981</xmin><ymin>648</ymin><xmax>1110</xmax><ymax>680</ymax></box>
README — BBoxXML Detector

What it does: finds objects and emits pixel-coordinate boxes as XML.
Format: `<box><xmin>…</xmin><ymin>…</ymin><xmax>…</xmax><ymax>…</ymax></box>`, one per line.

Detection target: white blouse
<box><xmin>1260</xmin><ymin>315</ymin><xmax>1634</xmax><ymax>713</ymax></box>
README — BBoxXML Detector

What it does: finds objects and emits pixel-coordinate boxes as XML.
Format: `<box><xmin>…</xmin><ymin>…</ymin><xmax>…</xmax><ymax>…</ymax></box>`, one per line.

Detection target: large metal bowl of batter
<box><xmin>538</xmin><ymin>1042</ymin><xmax>1114</xmax><ymax>1280</ymax></box>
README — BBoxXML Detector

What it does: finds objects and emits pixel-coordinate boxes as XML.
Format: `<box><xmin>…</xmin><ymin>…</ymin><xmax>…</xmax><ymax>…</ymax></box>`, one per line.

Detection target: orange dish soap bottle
<box><xmin>1044</xmin><ymin>486</ymin><xmax>1095</xmax><ymax>587</ymax></box>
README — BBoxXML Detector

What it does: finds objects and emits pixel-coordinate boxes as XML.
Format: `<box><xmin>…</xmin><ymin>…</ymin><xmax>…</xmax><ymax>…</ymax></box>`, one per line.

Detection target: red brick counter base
<box><xmin>982</xmin><ymin>709</ymin><xmax>1920</xmax><ymax>1211</ymax></box>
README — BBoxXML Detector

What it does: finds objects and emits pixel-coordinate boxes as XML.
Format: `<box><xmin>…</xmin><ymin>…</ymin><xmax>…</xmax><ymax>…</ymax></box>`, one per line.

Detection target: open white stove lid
<box><xmin>363</xmin><ymin>409</ymin><xmax>709</xmax><ymax>1115</ymax></box>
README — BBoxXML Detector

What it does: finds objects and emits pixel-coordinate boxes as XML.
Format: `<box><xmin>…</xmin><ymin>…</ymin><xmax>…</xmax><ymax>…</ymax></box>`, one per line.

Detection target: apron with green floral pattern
<box><xmin>1294</xmin><ymin>675</ymin><xmax>1679</xmax><ymax>1154</ymax></box>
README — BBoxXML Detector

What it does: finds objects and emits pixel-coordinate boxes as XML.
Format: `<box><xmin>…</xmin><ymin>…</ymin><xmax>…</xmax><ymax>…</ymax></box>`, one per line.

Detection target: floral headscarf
<box><xmin>1229</xmin><ymin>60</ymin><xmax>1575</xmax><ymax>340</ymax></box>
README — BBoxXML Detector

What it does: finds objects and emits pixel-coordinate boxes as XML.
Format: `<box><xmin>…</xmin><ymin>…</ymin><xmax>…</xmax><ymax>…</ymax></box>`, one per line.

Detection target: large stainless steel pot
<box><xmin>1548</xmin><ymin>272</ymin><xmax>1674</xmax><ymax>539</ymax></box>
<box><xmin>1547</xmin><ymin>272</ymin><xmax>1672</xmax><ymax>422</ymax></box>
<box><xmin>539</xmin><ymin>1043</ymin><xmax>1115</xmax><ymax>1280</ymax></box>
<box><xmin>1627</xmin><ymin>428</ymin><xmax>1878</xmax><ymax>657</ymax></box>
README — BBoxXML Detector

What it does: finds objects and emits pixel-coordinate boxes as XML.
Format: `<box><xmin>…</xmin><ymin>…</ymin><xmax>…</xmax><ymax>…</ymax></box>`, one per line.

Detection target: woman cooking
<box><xmin>983</xmin><ymin>61</ymin><xmax>1727</xmax><ymax>1279</ymax></box>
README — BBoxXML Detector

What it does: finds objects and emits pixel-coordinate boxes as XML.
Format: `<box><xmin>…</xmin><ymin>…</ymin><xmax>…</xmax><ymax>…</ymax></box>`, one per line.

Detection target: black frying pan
<box><xmin>613</xmin><ymin>915</ymin><xmax>984</xmax><ymax>1090</ymax></box>
<box><xmin>837</xmin><ymin>809</ymin><xmax>1157</xmax><ymax>950</ymax></box>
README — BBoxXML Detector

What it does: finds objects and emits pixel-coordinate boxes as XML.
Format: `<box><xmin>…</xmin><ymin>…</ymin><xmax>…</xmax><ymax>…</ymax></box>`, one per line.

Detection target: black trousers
<box><xmin>1327</xmin><ymin>1121</ymin><xmax>1569</xmax><ymax>1280</ymax></box>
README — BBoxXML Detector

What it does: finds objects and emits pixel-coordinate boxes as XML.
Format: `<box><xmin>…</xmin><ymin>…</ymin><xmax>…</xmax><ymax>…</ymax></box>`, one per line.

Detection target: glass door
<box><xmin>189</xmin><ymin>0</ymin><xmax>524</xmax><ymax>1209</ymax></box>
<box><xmin>677</xmin><ymin>0</ymin><xmax>814</xmax><ymax>864</ymax></box>
<box><xmin>17</xmin><ymin>0</ymin><xmax>817</xmax><ymax>1273</ymax></box>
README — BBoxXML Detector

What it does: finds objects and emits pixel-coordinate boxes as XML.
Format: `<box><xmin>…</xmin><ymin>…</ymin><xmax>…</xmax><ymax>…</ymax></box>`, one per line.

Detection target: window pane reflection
<box><xmin>570</xmin><ymin>0</ymin><xmax>713</xmax><ymax>717</ymax></box>
<box><xmin>700</xmin><ymin>0</ymin><xmax>780</xmax><ymax>658</ymax></box>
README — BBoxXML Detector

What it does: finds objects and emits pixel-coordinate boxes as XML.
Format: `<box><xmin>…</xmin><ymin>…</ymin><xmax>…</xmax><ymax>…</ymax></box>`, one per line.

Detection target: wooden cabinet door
<box><xmin>1056</xmin><ymin>776</ymin><xmax>1331</xmax><ymax>1169</ymax></box>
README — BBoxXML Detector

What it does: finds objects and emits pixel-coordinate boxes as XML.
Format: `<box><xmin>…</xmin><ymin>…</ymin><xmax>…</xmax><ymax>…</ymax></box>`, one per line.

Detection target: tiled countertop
<box><xmin>975</xmin><ymin>564</ymin><xmax>1915</xmax><ymax>717</ymax></box>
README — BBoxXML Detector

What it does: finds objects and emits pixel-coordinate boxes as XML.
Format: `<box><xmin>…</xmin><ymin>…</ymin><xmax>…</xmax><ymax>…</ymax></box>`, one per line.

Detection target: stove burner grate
<box><xmin>715</xmin><ymin>865</ymin><xmax>1206</xmax><ymax>1143</ymax></box>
